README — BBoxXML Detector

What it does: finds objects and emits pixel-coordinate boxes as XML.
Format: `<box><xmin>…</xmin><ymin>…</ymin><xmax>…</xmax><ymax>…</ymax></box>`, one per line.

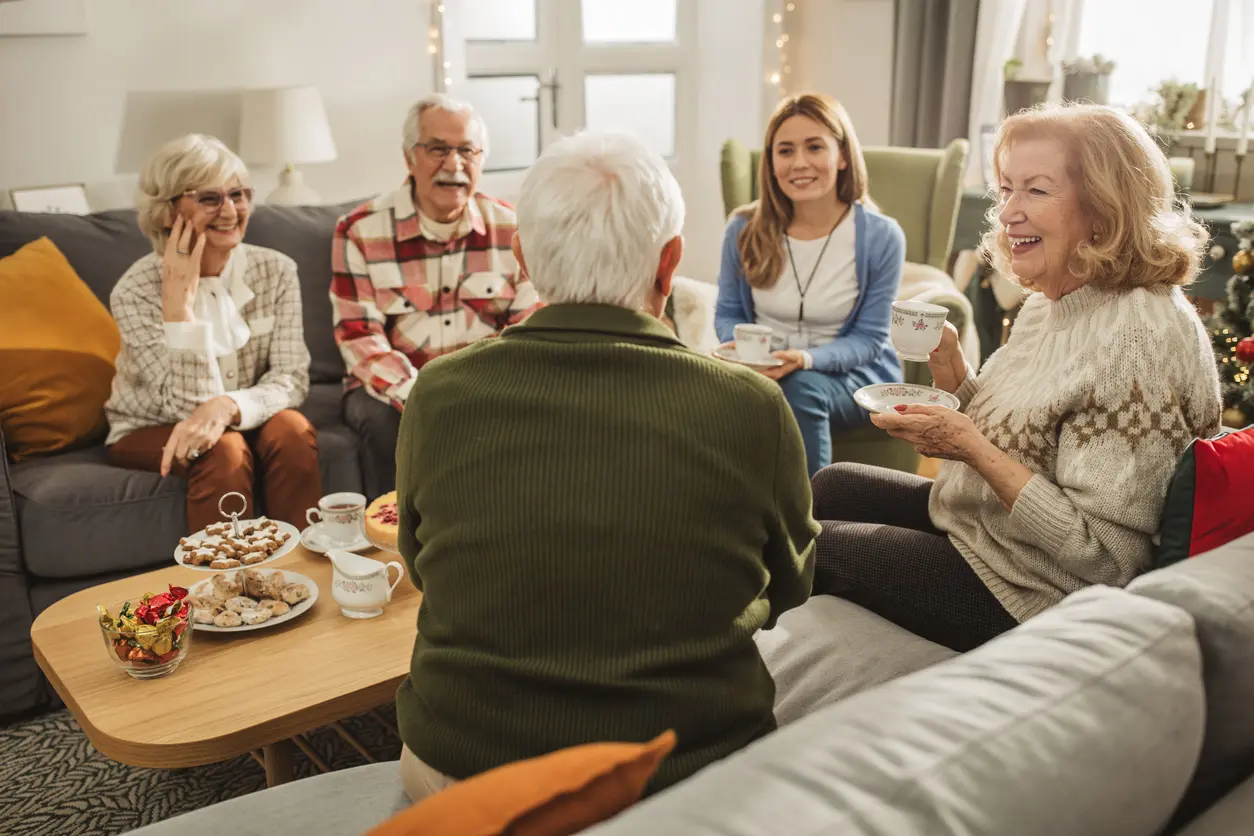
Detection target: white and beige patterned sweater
<box><xmin>105</xmin><ymin>244</ymin><xmax>310</xmax><ymax>445</ymax></box>
<box><xmin>930</xmin><ymin>283</ymin><xmax>1221</xmax><ymax>622</ymax></box>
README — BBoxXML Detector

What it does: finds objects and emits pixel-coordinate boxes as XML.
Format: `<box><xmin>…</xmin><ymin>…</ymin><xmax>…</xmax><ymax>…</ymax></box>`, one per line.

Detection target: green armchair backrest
<box><xmin>719</xmin><ymin>138</ymin><xmax>970</xmax><ymax>271</ymax></box>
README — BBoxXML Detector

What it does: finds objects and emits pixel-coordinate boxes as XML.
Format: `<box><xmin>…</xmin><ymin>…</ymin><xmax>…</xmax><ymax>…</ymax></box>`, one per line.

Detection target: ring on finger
<box><xmin>176</xmin><ymin>249</ymin><xmax>189</xmax><ymax>256</ymax></box>
<box><xmin>188</xmin><ymin>448</ymin><xmax>201</xmax><ymax>460</ymax></box>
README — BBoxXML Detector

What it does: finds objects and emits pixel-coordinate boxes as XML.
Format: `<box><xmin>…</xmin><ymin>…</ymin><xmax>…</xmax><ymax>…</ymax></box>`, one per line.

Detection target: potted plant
<box><xmin>1003</xmin><ymin>58</ymin><xmax>1051</xmax><ymax>116</ymax></box>
<box><xmin>1062</xmin><ymin>54</ymin><xmax>1116</xmax><ymax>105</ymax></box>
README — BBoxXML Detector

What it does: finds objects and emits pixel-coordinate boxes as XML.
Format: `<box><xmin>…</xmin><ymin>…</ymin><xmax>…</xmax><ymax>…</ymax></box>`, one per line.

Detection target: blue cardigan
<box><xmin>715</xmin><ymin>202</ymin><xmax>906</xmax><ymax>383</ymax></box>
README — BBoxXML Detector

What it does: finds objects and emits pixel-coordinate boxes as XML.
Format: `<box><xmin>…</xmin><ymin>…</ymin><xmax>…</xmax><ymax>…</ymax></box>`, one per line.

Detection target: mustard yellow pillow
<box><xmin>366</xmin><ymin>731</ymin><xmax>677</xmax><ymax>836</ymax></box>
<box><xmin>0</xmin><ymin>237</ymin><xmax>120</xmax><ymax>460</ymax></box>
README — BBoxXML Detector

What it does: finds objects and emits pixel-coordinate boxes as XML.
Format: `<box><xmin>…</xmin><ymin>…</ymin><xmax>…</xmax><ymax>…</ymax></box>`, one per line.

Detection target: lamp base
<box><xmin>264</xmin><ymin>166</ymin><xmax>321</xmax><ymax>206</ymax></box>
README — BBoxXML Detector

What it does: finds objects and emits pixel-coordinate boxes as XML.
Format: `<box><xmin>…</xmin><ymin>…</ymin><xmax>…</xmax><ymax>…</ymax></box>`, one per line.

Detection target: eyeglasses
<box><xmin>174</xmin><ymin>187</ymin><xmax>255</xmax><ymax>212</ymax></box>
<box><xmin>412</xmin><ymin>141</ymin><xmax>484</xmax><ymax>163</ymax></box>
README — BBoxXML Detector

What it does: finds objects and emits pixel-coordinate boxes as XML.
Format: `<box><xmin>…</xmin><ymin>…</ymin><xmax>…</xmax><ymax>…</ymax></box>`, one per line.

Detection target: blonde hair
<box><xmin>980</xmin><ymin>103</ymin><xmax>1207</xmax><ymax>291</ymax></box>
<box><xmin>736</xmin><ymin>93</ymin><xmax>869</xmax><ymax>289</ymax></box>
<box><xmin>135</xmin><ymin>134</ymin><xmax>248</xmax><ymax>254</ymax></box>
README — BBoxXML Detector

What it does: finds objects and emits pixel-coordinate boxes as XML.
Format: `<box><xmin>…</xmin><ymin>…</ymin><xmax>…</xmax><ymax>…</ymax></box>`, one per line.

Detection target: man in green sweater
<box><xmin>394</xmin><ymin>131</ymin><xmax>819</xmax><ymax>800</ymax></box>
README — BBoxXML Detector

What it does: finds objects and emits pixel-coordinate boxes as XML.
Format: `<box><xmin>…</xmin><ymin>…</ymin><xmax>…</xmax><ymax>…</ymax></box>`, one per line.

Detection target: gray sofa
<box><xmin>126</xmin><ymin>532</ymin><xmax>1254</xmax><ymax>836</ymax></box>
<box><xmin>0</xmin><ymin>204</ymin><xmax>375</xmax><ymax>718</ymax></box>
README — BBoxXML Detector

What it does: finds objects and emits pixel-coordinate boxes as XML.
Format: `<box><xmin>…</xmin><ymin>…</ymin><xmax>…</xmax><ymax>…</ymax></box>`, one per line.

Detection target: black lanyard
<box><xmin>784</xmin><ymin>205</ymin><xmax>849</xmax><ymax>323</ymax></box>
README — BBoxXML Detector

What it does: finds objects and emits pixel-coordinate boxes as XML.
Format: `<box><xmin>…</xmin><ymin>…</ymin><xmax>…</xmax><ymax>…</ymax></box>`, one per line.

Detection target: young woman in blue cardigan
<box><xmin>716</xmin><ymin>93</ymin><xmax>905</xmax><ymax>477</ymax></box>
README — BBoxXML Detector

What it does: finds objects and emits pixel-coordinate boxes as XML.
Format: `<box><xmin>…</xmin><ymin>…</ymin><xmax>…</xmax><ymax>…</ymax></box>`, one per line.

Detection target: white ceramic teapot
<box><xmin>326</xmin><ymin>550</ymin><xmax>404</xmax><ymax>619</ymax></box>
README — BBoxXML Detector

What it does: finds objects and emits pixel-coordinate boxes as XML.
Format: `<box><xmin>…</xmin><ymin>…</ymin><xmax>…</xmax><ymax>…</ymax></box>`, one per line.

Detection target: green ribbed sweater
<box><xmin>394</xmin><ymin>303</ymin><xmax>818</xmax><ymax>791</ymax></box>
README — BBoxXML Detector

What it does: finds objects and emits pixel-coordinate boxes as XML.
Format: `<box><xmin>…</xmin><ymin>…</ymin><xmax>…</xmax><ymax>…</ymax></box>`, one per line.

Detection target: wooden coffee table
<box><xmin>30</xmin><ymin>545</ymin><xmax>420</xmax><ymax>786</ymax></box>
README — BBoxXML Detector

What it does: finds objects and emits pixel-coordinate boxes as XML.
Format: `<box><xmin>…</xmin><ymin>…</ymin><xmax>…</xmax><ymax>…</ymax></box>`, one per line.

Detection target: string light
<box><xmin>764</xmin><ymin>1</ymin><xmax>795</xmax><ymax>99</ymax></box>
<box><xmin>429</xmin><ymin>1</ymin><xmax>451</xmax><ymax>92</ymax></box>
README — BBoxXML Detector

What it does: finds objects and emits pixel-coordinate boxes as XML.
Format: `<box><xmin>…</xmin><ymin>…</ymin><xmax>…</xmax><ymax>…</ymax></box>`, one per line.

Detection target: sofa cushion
<box><xmin>243</xmin><ymin>201</ymin><xmax>360</xmax><ymax>384</ymax></box>
<box><xmin>1128</xmin><ymin>532</ymin><xmax>1254</xmax><ymax>825</ymax></box>
<box><xmin>1176</xmin><ymin>772</ymin><xmax>1254</xmax><ymax>836</ymax></box>
<box><xmin>0</xmin><ymin>209</ymin><xmax>149</xmax><ymax>308</ymax></box>
<box><xmin>11</xmin><ymin>446</ymin><xmax>186</xmax><ymax>578</ymax></box>
<box><xmin>1155</xmin><ymin>426</ymin><xmax>1254</xmax><ymax>567</ymax></box>
<box><xmin>754</xmin><ymin>595</ymin><xmax>956</xmax><ymax>727</ymax></box>
<box><xmin>0</xmin><ymin>237</ymin><xmax>120</xmax><ymax>460</ymax></box>
<box><xmin>367</xmin><ymin>731</ymin><xmax>675</xmax><ymax>836</ymax></box>
<box><xmin>586</xmin><ymin>585</ymin><xmax>1206</xmax><ymax>836</ymax></box>
<box><xmin>124</xmin><ymin>761</ymin><xmax>411</xmax><ymax>836</ymax></box>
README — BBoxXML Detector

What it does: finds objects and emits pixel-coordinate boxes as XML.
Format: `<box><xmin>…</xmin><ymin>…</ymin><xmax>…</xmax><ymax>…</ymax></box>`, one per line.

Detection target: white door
<box><xmin>440</xmin><ymin>0</ymin><xmax>698</xmax><ymax>204</ymax></box>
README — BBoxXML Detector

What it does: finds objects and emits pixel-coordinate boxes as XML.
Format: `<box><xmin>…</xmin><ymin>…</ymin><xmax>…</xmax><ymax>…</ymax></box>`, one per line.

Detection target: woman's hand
<box><xmin>869</xmin><ymin>404</ymin><xmax>987</xmax><ymax>463</ymax></box>
<box><xmin>159</xmin><ymin>396</ymin><xmax>241</xmax><ymax>476</ymax></box>
<box><xmin>927</xmin><ymin>322</ymin><xmax>968</xmax><ymax>394</ymax></box>
<box><xmin>760</xmin><ymin>349</ymin><xmax>806</xmax><ymax>381</ymax></box>
<box><xmin>162</xmin><ymin>215</ymin><xmax>206</xmax><ymax>323</ymax></box>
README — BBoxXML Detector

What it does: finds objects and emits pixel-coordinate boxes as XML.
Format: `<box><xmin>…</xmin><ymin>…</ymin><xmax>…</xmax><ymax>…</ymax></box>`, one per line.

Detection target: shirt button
<box><xmin>226</xmin><ymin>371</ymin><xmax>235</xmax><ymax>379</ymax></box>
<box><xmin>442</xmin><ymin>286</ymin><xmax>451</xmax><ymax>293</ymax></box>
<box><xmin>443</xmin><ymin>318</ymin><xmax>452</xmax><ymax>326</ymax></box>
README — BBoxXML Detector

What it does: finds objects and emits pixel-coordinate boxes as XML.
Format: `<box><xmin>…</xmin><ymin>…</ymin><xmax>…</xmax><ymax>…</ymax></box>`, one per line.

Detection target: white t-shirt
<box><xmin>751</xmin><ymin>217</ymin><xmax>857</xmax><ymax>352</ymax></box>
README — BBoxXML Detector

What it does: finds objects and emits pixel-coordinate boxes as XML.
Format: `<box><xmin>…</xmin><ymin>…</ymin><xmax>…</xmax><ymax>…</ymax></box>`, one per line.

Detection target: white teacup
<box><xmin>326</xmin><ymin>550</ymin><xmax>405</xmax><ymax>619</ymax></box>
<box><xmin>890</xmin><ymin>301</ymin><xmax>949</xmax><ymax>362</ymax></box>
<box><xmin>306</xmin><ymin>492</ymin><xmax>366</xmax><ymax>547</ymax></box>
<box><xmin>733</xmin><ymin>323</ymin><xmax>774</xmax><ymax>363</ymax></box>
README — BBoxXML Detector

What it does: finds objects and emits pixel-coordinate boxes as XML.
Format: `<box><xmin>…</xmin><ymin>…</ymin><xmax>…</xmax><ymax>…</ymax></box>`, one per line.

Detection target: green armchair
<box><xmin>718</xmin><ymin>138</ymin><xmax>970</xmax><ymax>473</ymax></box>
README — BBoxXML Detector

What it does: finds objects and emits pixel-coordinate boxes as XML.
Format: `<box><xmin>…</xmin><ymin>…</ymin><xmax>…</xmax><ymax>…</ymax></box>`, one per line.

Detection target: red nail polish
<box><xmin>894</xmin><ymin>404</ymin><xmax>908</xmax><ymax>413</ymax></box>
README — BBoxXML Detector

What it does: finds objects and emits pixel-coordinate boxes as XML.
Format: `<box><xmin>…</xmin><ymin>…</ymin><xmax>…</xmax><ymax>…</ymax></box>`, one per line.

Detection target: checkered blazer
<box><xmin>104</xmin><ymin>244</ymin><xmax>311</xmax><ymax>445</ymax></box>
<box><xmin>330</xmin><ymin>182</ymin><xmax>539</xmax><ymax>410</ymax></box>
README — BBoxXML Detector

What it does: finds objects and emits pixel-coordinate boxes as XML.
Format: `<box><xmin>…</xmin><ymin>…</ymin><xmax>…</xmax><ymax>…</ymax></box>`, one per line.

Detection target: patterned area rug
<box><xmin>0</xmin><ymin>704</ymin><xmax>402</xmax><ymax>836</ymax></box>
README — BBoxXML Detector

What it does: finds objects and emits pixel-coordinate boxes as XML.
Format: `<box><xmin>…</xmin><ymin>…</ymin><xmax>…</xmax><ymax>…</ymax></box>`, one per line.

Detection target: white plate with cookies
<box><xmin>174</xmin><ymin>517</ymin><xmax>300</xmax><ymax>571</ymax></box>
<box><xmin>186</xmin><ymin>568</ymin><xmax>318</xmax><ymax>634</ymax></box>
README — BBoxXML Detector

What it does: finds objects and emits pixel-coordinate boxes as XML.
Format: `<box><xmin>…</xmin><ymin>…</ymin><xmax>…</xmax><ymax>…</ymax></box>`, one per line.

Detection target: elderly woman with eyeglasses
<box><xmin>104</xmin><ymin>133</ymin><xmax>322</xmax><ymax>534</ymax></box>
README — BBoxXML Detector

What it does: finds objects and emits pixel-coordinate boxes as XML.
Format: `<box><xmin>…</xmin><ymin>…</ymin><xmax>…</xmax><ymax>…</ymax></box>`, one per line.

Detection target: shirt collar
<box><xmin>504</xmin><ymin>303</ymin><xmax>684</xmax><ymax>348</ymax></box>
<box><xmin>394</xmin><ymin>178</ymin><xmax>487</xmax><ymax>242</ymax></box>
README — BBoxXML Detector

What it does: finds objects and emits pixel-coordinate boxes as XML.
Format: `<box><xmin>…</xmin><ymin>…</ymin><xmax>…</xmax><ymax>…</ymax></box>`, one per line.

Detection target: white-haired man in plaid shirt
<box><xmin>330</xmin><ymin>94</ymin><xmax>539</xmax><ymax>496</ymax></box>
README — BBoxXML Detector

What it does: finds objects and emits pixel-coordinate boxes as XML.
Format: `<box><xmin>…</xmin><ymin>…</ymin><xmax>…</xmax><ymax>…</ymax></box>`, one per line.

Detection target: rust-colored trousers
<box><xmin>107</xmin><ymin>409</ymin><xmax>323</xmax><ymax>534</ymax></box>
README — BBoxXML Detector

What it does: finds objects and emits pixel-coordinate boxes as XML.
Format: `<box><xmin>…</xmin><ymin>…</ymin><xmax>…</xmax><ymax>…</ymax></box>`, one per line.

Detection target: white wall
<box><xmin>0</xmin><ymin>0</ymin><xmax>432</xmax><ymax>209</ymax></box>
<box><xmin>682</xmin><ymin>0</ymin><xmax>767</xmax><ymax>282</ymax></box>
<box><xmin>788</xmin><ymin>0</ymin><xmax>895</xmax><ymax>146</ymax></box>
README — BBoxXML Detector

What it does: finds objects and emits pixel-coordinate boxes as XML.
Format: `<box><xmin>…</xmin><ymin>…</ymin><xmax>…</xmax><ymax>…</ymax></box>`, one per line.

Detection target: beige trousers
<box><xmin>400</xmin><ymin>744</ymin><xmax>457</xmax><ymax>803</ymax></box>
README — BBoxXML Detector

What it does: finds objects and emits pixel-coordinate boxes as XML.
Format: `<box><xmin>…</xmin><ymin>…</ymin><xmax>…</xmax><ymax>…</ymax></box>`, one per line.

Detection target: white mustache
<box><xmin>434</xmin><ymin>173</ymin><xmax>470</xmax><ymax>186</ymax></box>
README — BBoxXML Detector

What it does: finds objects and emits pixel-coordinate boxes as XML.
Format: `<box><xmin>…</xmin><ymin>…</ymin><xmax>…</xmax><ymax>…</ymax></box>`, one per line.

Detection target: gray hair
<box><xmin>401</xmin><ymin>93</ymin><xmax>490</xmax><ymax>160</ymax></box>
<box><xmin>515</xmin><ymin>132</ymin><xmax>685</xmax><ymax>311</ymax></box>
<box><xmin>135</xmin><ymin>134</ymin><xmax>248</xmax><ymax>254</ymax></box>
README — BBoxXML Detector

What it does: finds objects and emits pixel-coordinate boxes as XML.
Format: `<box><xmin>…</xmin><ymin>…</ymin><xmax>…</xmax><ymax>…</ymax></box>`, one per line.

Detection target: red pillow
<box><xmin>1155</xmin><ymin>425</ymin><xmax>1254</xmax><ymax>566</ymax></box>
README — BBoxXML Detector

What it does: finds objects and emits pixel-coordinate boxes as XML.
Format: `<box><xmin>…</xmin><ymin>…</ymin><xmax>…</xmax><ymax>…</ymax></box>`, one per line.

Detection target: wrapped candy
<box><xmin>98</xmin><ymin>585</ymin><xmax>192</xmax><ymax>672</ymax></box>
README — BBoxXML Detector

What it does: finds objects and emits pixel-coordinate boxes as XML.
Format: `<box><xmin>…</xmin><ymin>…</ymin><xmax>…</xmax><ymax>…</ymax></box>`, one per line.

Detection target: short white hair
<box><xmin>135</xmin><ymin>133</ymin><xmax>248</xmax><ymax>254</ymax></box>
<box><xmin>515</xmin><ymin>132</ymin><xmax>685</xmax><ymax>311</ymax></box>
<box><xmin>401</xmin><ymin>93</ymin><xmax>490</xmax><ymax>159</ymax></box>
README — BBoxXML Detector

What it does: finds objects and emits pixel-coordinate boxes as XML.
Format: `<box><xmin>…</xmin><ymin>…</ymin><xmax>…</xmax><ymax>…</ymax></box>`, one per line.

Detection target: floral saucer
<box><xmin>712</xmin><ymin>346</ymin><xmax>785</xmax><ymax>369</ymax></box>
<box><xmin>854</xmin><ymin>383</ymin><xmax>960</xmax><ymax>414</ymax></box>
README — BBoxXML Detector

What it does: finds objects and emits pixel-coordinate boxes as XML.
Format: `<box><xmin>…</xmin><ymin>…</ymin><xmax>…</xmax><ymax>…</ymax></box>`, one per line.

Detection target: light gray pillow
<box><xmin>1127</xmin><ymin>533</ymin><xmax>1254</xmax><ymax>825</ymax></box>
<box><xmin>589</xmin><ymin>586</ymin><xmax>1205</xmax><ymax>836</ymax></box>
<box><xmin>755</xmin><ymin>595</ymin><xmax>956</xmax><ymax>727</ymax></box>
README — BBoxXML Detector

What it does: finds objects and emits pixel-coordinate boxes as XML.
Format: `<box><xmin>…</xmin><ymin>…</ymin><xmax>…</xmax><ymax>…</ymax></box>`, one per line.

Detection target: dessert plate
<box><xmin>854</xmin><ymin>383</ymin><xmax>960</xmax><ymax>414</ymax></box>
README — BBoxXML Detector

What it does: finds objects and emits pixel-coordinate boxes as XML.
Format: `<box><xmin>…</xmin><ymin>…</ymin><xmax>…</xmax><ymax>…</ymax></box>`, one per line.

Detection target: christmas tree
<box><xmin>1208</xmin><ymin>220</ymin><xmax>1254</xmax><ymax>428</ymax></box>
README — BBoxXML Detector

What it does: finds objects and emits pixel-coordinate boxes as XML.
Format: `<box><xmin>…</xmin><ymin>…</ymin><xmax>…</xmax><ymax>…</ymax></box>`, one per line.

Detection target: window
<box><xmin>1075</xmin><ymin>0</ymin><xmax>1253</xmax><ymax>114</ymax></box>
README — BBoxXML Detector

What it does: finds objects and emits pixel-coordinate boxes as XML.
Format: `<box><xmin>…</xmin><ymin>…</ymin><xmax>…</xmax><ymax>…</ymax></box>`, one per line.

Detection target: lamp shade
<box><xmin>238</xmin><ymin>86</ymin><xmax>337</xmax><ymax>167</ymax></box>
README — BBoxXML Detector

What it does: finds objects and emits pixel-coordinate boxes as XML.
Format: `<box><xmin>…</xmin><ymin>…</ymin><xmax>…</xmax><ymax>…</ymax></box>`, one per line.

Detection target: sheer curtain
<box><xmin>963</xmin><ymin>0</ymin><xmax>1028</xmax><ymax>188</ymax></box>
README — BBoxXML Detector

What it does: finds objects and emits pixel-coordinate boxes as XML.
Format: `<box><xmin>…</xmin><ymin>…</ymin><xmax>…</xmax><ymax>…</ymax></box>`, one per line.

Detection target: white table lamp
<box><xmin>239</xmin><ymin>86</ymin><xmax>337</xmax><ymax>205</ymax></box>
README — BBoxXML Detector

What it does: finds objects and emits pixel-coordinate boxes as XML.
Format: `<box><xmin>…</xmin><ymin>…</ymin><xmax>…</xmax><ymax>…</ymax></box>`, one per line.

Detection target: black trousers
<box><xmin>343</xmin><ymin>387</ymin><xmax>401</xmax><ymax>499</ymax></box>
<box><xmin>811</xmin><ymin>463</ymin><xmax>1018</xmax><ymax>652</ymax></box>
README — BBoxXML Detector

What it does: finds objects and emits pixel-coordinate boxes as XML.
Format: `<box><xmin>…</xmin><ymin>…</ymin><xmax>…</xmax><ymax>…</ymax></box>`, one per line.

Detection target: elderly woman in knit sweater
<box><xmin>812</xmin><ymin>103</ymin><xmax>1221</xmax><ymax>652</ymax></box>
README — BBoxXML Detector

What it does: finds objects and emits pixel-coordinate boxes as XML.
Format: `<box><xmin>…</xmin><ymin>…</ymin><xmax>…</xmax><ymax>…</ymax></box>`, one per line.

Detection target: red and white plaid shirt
<box><xmin>330</xmin><ymin>181</ymin><xmax>539</xmax><ymax>408</ymax></box>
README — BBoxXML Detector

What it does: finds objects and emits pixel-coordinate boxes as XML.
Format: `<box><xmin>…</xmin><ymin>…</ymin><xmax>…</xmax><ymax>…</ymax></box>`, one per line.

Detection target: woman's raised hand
<box><xmin>161</xmin><ymin>215</ymin><xmax>205</xmax><ymax>323</ymax></box>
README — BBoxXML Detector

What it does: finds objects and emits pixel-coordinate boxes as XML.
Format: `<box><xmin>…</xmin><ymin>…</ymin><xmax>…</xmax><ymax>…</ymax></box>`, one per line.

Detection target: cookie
<box><xmin>242</xmin><ymin>553</ymin><xmax>267</xmax><ymax>566</ymax></box>
<box><xmin>193</xmin><ymin>606</ymin><xmax>220</xmax><ymax>625</ymax></box>
<box><xmin>257</xmin><ymin>599</ymin><xmax>290</xmax><ymax>616</ymax></box>
<box><xmin>225</xmin><ymin>596</ymin><xmax>258</xmax><ymax>614</ymax></box>
<box><xmin>238</xmin><ymin>608</ymin><xmax>272</xmax><ymax>625</ymax></box>
<box><xmin>280</xmin><ymin>584</ymin><xmax>310</xmax><ymax>605</ymax></box>
<box><xmin>210</xmin><ymin>557</ymin><xmax>241</xmax><ymax>570</ymax></box>
<box><xmin>213</xmin><ymin>610</ymin><xmax>243</xmax><ymax>628</ymax></box>
<box><xmin>211</xmin><ymin>572</ymin><xmax>242</xmax><ymax>600</ymax></box>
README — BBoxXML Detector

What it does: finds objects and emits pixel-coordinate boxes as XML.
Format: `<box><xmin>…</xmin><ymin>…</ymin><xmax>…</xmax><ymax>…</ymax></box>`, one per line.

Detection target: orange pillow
<box><xmin>366</xmin><ymin>731</ymin><xmax>677</xmax><ymax>836</ymax></box>
<box><xmin>0</xmin><ymin>237</ymin><xmax>120</xmax><ymax>460</ymax></box>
